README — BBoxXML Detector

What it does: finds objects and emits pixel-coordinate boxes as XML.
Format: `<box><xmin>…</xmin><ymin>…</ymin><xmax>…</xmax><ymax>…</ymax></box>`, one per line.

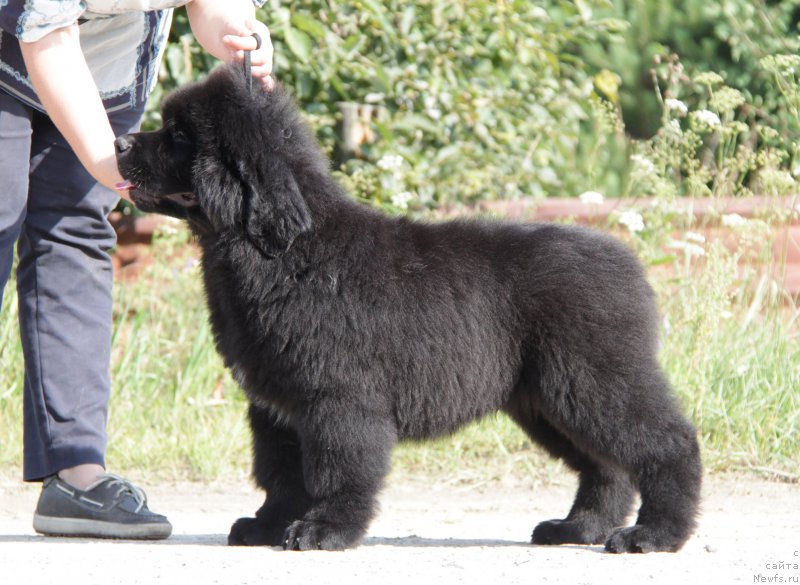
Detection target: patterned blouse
<box><xmin>0</xmin><ymin>0</ymin><xmax>265</xmax><ymax>113</ymax></box>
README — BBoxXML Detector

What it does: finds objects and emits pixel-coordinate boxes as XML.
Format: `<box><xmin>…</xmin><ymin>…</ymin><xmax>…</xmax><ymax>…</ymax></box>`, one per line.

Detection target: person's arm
<box><xmin>19</xmin><ymin>23</ymin><xmax>125</xmax><ymax>193</ymax></box>
<box><xmin>186</xmin><ymin>0</ymin><xmax>275</xmax><ymax>90</ymax></box>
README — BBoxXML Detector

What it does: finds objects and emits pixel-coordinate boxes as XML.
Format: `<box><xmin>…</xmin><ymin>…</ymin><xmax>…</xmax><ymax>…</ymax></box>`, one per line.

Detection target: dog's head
<box><xmin>116</xmin><ymin>65</ymin><xmax>324</xmax><ymax>255</ymax></box>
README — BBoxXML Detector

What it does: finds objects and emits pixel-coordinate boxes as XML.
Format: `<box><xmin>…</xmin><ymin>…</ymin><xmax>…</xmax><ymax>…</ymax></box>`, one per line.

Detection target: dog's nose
<box><xmin>115</xmin><ymin>135</ymin><xmax>133</xmax><ymax>154</ymax></box>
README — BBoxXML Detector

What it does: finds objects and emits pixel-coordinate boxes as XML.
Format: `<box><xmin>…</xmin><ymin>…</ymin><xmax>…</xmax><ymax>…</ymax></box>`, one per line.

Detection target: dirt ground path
<box><xmin>0</xmin><ymin>471</ymin><xmax>797</xmax><ymax>585</ymax></box>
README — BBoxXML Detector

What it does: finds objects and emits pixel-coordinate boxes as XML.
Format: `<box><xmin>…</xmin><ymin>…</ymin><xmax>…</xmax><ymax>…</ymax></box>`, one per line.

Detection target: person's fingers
<box><xmin>228</xmin><ymin>47</ymin><xmax>273</xmax><ymax>74</ymax></box>
<box><xmin>220</xmin><ymin>20</ymin><xmax>274</xmax><ymax>91</ymax></box>
<box><xmin>247</xmin><ymin>63</ymin><xmax>276</xmax><ymax>92</ymax></box>
<box><xmin>247</xmin><ymin>49</ymin><xmax>273</xmax><ymax>68</ymax></box>
<box><xmin>249</xmin><ymin>63</ymin><xmax>273</xmax><ymax>77</ymax></box>
<box><xmin>222</xmin><ymin>33</ymin><xmax>261</xmax><ymax>52</ymax></box>
<box><xmin>222</xmin><ymin>21</ymin><xmax>272</xmax><ymax>54</ymax></box>
<box><xmin>222</xmin><ymin>26</ymin><xmax>273</xmax><ymax>77</ymax></box>
<box><xmin>251</xmin><ymin>66</ymin><xmax>275</xmax><ymax>88</ymax></box>
<box><xmin>251</xmin><ymin>22</ymin><xmax>274</xmax><ymax>72</ymax></box>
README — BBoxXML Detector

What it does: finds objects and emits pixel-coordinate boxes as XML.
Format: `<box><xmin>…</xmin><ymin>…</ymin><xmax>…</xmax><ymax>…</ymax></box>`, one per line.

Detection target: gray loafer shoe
<box><xmin>33</xmin><ymin>473</ymin><xmax>172</xmax><ymax>540</ymax></box>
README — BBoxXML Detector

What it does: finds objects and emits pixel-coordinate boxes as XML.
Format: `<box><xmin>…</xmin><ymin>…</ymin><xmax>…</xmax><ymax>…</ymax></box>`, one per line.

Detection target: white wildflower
<box><xmin>364</xmin><ymin>92</ymin><xmax>385</xmax><ymax>104</ymax></box>
<box><xmin>693</xmin><ymin>72</ymin><xmax>725</xmax><ymax>86</ymax></box>
<box><xmin>664</xmin><ymin>98</ymin><xmax>688</xmax><ymax>115</ymax></box>
<box><xmin>692</xmin><ymin>110</ymin><xmax>721</xmax><ymax>128</ymax></box>
<box><xmin>709</xmin><ymin>87</ymin><xmax>745</xmax><ymax>114</ymax></box>
<box><xmin>759</xmin><ymin>54</ymin><xmax>800</xmax><ymax>77</ymax></box>
<box><xmin>538</xmin><ymin>167</ymin><xmax>558</xmax><ymax>185</ymax></box>
<box><xmin>726</xmin><ymin>120</ymin><xmax>749</xmax><ymax>135</ymax></box>
<box><xmin>669</xmin><ymin>240</ymin><xmax>706</xmax><ymax>258</ymax></box>
<box><xmin>424</xmin><ymin>95</ymin><xmax>441</xmax><ymax>120</ymax></box>
<box><xmin>722</xmin><ymin>213</ymin><xmax>748</xmax><ymax>228</ymax></box>
<box><xmin>618</xmin><ymin>209</ymin><xmax>645</xmax><ymax>233</ymax></box>
<box><xmin>630</xmin><ymin>154</ymin><xmax>656</xmax><ymax>174</ymax></box>
<box><xmin>760</xmin><ymin>126</ymin><xmax>780</xmax><ymax>142</ymax></box>
<box><xmin>666</xmin><ymin>119</ymin><xmax>683</xmax><ymax>136</ymax></box>
<box><xmin>377</xmin><ymin>154</ymin><xmax>404</xmax><ymax>172</ymax></box>
<box><xmin>391</xmin><ymin>191</ymin><xmax>414</xmax><ymax>210</ymax></box>
<box><xmin>579</xmin><ymin>191</ymin><xmax>605</xmax><ymax>205</ymax></box>
<box><xmin>685</xmin><ymin>231</ymin><xmax>706</xmax><ymax>244</ymax></box>
<box><xmin>757</xmin><ymin>168</ymin><xmax>796</xmax><ymax>197</ymax></box>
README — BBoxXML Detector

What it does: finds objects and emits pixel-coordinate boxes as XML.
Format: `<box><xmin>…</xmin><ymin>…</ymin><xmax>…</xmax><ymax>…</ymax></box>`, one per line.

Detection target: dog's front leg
<box><xmin>229</xmin><ymin>405</ymin><xmax>313</xmax><ymax>546</ymax></box>
<box><xmin>282</xmin><ymin>405</ymin><xmax>397</xmax><ymax>551</ymax></box>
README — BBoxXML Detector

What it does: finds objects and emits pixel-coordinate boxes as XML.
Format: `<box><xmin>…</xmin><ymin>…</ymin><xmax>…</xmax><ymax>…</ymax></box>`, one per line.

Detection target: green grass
<box><xmin>1</xmin><ymin>218</ymin><xmax>798</xmax><ymax>483</ymax></box>
<box><xmin>661</xmin><ymin>273</ymin><xmax>800</xmax><ymax>477</ymax></box>
<box><xmin>0</xmin><ymin>277</ymin><xmax>24</xmax><ymax>471</ymax></box>
<box><xmin>103</xmin><ymin>225</ymin><xmax>255</xmax><ymax>481</ymax></box>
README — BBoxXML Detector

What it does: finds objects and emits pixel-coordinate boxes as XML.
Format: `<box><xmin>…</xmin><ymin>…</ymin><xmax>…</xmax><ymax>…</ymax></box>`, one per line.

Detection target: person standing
<box><xmin>0</xmin><ymin>0</ymin><xmax>273</xmax><ymax>539</ymax></box>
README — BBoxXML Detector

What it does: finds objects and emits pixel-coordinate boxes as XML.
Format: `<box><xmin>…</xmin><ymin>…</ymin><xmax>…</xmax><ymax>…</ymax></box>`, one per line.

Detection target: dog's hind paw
<box><xmin>282</xmin><ymin>519</ymin><xmax>360</xmax><ymax>551</ymax></box>
<box><xmin>604</xmin><ymin>525</ymin><xmax>685</xmax><ymax>553</ymax></box>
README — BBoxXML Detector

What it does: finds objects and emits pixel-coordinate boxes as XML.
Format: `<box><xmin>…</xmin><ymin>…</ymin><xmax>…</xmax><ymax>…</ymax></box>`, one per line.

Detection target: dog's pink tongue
<box><xmin>115</xmin><ymin>180</ymin><xmax>135</xmax><ymax>191</ymax></box>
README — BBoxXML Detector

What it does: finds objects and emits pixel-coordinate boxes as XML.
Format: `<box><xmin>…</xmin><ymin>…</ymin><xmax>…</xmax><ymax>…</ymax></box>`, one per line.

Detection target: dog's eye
<box><xmin>282</xmin><ymin>128</ymin><xmax>292</xmax><ymax>139</ymax></box>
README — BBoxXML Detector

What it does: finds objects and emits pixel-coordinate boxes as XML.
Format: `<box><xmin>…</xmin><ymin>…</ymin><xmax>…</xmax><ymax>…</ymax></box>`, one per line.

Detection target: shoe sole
<box><xmin>33</xmin><ymin>513</ymin><xmax>172</xmax><ymax>540</ymax></box>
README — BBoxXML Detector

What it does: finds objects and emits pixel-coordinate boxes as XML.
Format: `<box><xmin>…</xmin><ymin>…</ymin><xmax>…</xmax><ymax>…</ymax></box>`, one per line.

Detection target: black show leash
<box><xmin>239</xmin><ymin>31</ymin><xmax>276</xmax><ymax>259</ymax></box>
<box><xmin>243</xmin><ymin>32</ymin><xmax>262</xmax><ymax>94</ymax></box>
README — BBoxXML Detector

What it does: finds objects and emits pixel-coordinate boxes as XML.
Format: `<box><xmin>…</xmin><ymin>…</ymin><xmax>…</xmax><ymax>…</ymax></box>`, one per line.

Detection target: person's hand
<box><xmin>93</xmin><ymin>153</ymin><xmax>132</xmax><ymax>202</ymax></box>
<box><xmin>222</xmin><ymin>19</ymin><xmax>275</xmax><ymax>92</ymax></box>
<box><xmin>186</xmin><ymin>1</ymin><xmax>275</xmax><ymax>91</ymax></box>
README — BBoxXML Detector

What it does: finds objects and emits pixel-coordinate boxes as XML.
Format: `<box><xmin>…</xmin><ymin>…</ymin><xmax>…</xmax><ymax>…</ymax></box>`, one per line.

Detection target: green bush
<box><xmin>146</xmin><ymin>1</ymin><xmax>799</xmax><ymax>205</ymax></box>
<box><xmin>580</xmin><ymin>0</ymin><xmax>800</xmax><ymax>139</ymax></box>
<box><xmin>149</xmin><ymin>0</ymin><xmax>624</xmax><ymax>206</ymax></box>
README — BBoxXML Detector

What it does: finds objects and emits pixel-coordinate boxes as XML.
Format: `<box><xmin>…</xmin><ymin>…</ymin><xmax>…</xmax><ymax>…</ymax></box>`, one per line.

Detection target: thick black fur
<box><xmin>116</xmin><ymin>64</ymin><xmax>702</xmax><ymax>553</ymax></box>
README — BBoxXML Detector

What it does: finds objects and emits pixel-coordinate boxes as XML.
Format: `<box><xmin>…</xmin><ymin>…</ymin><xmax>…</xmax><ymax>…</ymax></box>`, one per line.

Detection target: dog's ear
<box><xmin>193</xmin><ymin>156</ymin><xmax>242</xmax><ymax>232</ymax></box>
<box><xmin>242</xmin><ymin>159</ymin><xmax>312</xmax><ymax>257</ymax></box>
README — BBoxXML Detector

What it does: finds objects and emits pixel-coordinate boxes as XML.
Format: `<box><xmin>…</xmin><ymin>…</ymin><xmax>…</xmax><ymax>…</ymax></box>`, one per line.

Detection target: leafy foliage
<box><xmin>150</xmin><ymin>0</ymin><xmax>624</xmax><ymax>207</ymax></box>
<box><xmin>146</xmin><ymin>1</ymin><xmax>800</xmax><ymax>206</ymax></box>
<box><xmin>580</xmin><ymin>0</ymin><xmax>800</xmax><ymax>139</ymax></box>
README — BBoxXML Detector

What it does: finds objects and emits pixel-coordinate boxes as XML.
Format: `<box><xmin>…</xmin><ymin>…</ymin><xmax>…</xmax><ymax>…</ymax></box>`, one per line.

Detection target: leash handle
<box><xmin>243</xmin><ymin>32</ymin><xmax>262</xmax><ymax>94</ymax></box>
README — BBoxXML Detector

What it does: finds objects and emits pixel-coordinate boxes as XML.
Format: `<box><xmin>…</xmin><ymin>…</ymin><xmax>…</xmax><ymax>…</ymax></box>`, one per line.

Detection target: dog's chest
<box><xmin>200</xmin><ymin>245</ymin><xmax>309</xmax><ymax>402</ymax></box>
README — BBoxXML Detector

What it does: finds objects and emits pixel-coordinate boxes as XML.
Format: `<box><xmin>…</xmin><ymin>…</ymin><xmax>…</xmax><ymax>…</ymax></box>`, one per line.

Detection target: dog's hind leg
<box><xmin>505</xmin><ymin>406</ymin><xmax>635</xmax><ymax>545</ymax></box>
<box><xmin>228</xmin><ymin>405</ymin><xmax>313</xmax><ymax>546</ymax></box>
<box><xmin>282</xmin><ymin>403</ymin><xmax>397</xmax><ymax>551</ymax></box>
<box><xmin>523</xmin><ymin>362</ymin><xmax>702</xmax><ymax>553</ymax></box>
<box><xmin>600</xmin><ymin>372</ymin><xmax>702</xmax><ymax>553</ymax></box>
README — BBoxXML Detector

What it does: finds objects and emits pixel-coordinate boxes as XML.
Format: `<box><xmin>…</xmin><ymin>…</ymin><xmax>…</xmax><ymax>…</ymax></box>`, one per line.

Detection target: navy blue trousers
<box><xmin>0</xmin><ymin>90</ymin><xmax>142</xmax><ymax>481</ymax></box>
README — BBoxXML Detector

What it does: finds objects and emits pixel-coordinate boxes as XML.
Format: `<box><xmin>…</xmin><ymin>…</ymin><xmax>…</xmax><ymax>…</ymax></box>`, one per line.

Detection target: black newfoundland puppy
<box><xmin>116</xmin><ymin>64</ymin><xmax>701</xmax><ymax>553</ymax></box>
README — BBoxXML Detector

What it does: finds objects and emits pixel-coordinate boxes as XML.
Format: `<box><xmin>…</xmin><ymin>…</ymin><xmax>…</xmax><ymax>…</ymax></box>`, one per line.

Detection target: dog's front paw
<box><xmin>228</xmin><ymin>516</ymin><xmax>286</xmax><ymax>547</ymax></box>
<box><xmin>282</xmin><ymin>519</ymin><xmax>358</xmax><ymax>551</ymax></box>
<box><xmin>532</xmin><ymin>518</ymin><xmax>610</xmax><ymax>545</ymax></box>
<box><xmin>604</xmin><ymin>525</ymin><xmax>683</xmax><ymax>553</ymax></box>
